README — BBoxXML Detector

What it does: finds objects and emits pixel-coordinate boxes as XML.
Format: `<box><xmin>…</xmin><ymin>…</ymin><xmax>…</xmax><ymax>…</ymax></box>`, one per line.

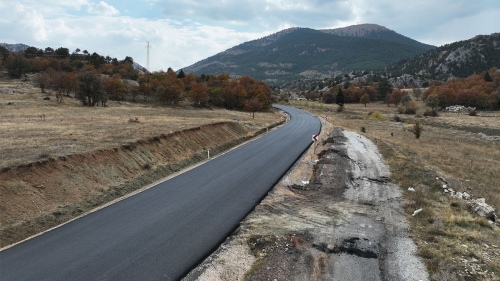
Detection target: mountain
<box><xmin>320</xmin><ymin>24</ymin><xmax>435</xmax><ymax>50</ymax></box>
<box><xmin>386</xmin><ymin>33</ymin><xmax>500</xmax><ymax>80</ymax></box>
<box><xmin>181</xmin><ymin>24</ymin><xmax>435</xmax><ymax>85</ymax></box>
<box><xmin>0</xmin><ymin>43</ymin><xmax>30</xmax><ymax>53</ymax></box>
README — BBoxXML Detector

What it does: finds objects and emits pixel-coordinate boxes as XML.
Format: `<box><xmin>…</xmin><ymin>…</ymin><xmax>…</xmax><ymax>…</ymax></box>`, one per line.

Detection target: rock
<box><xmin>412</xmin><ymin>208</ymin><xmax>423</xmax><ymax>216</ymax></box>
<box><xmin>462</xmin><ymin>192</ymin><xmax>471</xmax><ymax>200</ymax></box>
<box><xmin>467</xmin><ymin>199</ymin><xmax>497</xmax><ymax>222</ymax></box>
<box><xmin>408</xmin><ymin>187</ymin><xmax>415</xmax><ymax>192</ymax></box>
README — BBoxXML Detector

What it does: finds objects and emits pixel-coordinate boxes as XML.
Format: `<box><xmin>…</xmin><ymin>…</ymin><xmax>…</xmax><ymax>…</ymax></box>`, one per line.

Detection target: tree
<box><xmin>77</xmin><ymin>71</ymin><xmax>106</xmax><ymax>106</ymax></box>
<box><xmin>413</xmin><ymin>88</ymin><xmax>423</xmax><ymax>101</ymax></box>
<box><xmin>6</xmin><ymin>54</ymin><xmax>31</xmax><ymax>79</ymax></box>
<box><xmin>360</xmin><ymin>93</ymin><xmax>370</xmax><ymax>107</ymax></box>
<box><xmin>484</xmin><ymin>71</ymin><xmax>493</xmax><ymax>82</ymax></box>
<box><xmin>177</xmin><ymin>69</ymin><xmax>185</xmax><ymax>79</ymax></box>
<box><xmin>33</xmin><ymin>71</ymin><xmax>50</xmax><ymax>93</ymax></box>
<box><xmin>376</xmin><ymin>79</ymin><xmax>393</xmax><ymax>102</ymax></box>
<box><xmin>188</xmin><ymin>82</ymin><xmax>208</xmax><ymax>106</ymax></box>
<box><xmin>24</xmin><ymin>47</ymin><xmax>39</xmax><ymax>58</ymax></box>
<box><xmin>425</xmin><ymin>93</ymin><xmax>440</xmax><ymax>110</ymax></box>
<box><xmin>401</xmin><ymin>94</ymin><xmax>412</xmax><ymax>106</ymax></box>
<box><xmin>55</xmin><ymin>47</ymin><xmax>70</xmax><ymax>59</ymax></box>
<box><xmin>244</xmin><ymin>98</ymin><xmax>263</xmax><ymax>119</ymax></box>
<box><xmin>323</xmin><ymin>92</ymin><xmax>335</xmax><ymax>104</ymax></box>
<box><xmin>389</xmin><ymin>89</ymin><xmax>403</xmax><ymax>106</ymax></box>
<box><xmin>336</xmin><ymin>88</ymin><xmax>345</xmax><ymax>108</ymax></box>
<box><xmin>103</xmin><ymin>74</ymin><xmax>126</xmax><ymax>100</ymax></box>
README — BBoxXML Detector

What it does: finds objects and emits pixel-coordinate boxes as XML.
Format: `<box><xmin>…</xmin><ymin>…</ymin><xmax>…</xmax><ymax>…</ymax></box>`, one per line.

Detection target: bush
<box><xmin>423</xmin><ymin>109</ymin><xmax>439</xmax><ymax>117</ymax></box>
<box><xmin>412</xmin><ymin>121</ymin><xmax>424</xmax><ymax>139</ymax></box>
<box><xmin>469</xmin><ymin>109</ymin><xmax>477</xmax><ymax>116</ymax></box>
<box><xmin>368</xmin><ymin>111</ymin><xmax>389</xmax><ymax>121</ymax></box>
<box><xmin>397</xmin><ymin>105</ymin><xmax>405</xmax><ymax>114</ymax></box>
<box><xmin>405</xmin><ymin>100</ymin><xmax>419</xmax><ymax>114</ymax></box>
<box><xmin>393</xmin><ymin>115</ymin><xmax>403</xmax><ymax>122</ymax></box>
<box><xmin>360</xmin><ymin>126</ymin><xmax>366</xmax><ymax>133</ymax></box>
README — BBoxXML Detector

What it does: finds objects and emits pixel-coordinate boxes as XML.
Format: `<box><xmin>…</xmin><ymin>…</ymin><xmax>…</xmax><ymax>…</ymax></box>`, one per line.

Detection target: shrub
<box><xmin>412</xmin><ymin>121</ymin><xmax>424</xmax><ymax>139</ymax></box>
<box><xmin>469</xmin><ymin>109</ymin><xmax>477</xmax><ymax>116</ymax></box>
<box><xmin>397</xmin><ymin>105</ymin><xmax>405</xmax><ymax>114</ymax></box>
<box><xmin>360</xmin><ymin>126</ymin><xmax>366</xmax><ymax>133</ymax></box>
<box><xmin>423</xmin><ymin>109</ymin><xmax>439</xmax><ymax>117</ymax></box>
<box><xmin>405</xmin><ymin>100</ymin><xmax>419</xmax><ymax>114</ymax></box>
<box><xmin>368</xmin><ymin>111</ymin><xmax>389</xmax><ymax>121</ymax></box>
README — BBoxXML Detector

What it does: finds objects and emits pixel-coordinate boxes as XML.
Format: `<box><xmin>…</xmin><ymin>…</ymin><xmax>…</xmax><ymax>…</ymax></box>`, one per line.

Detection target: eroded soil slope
<box><xmin>184</xmin><ymin>125</ymin><xmax>429</xmax><ymax>281</ymax></box>
<box><xmin>0</xmin><ymin>121</ymin><xmax>283</xmax><ymax>247</ymax></box>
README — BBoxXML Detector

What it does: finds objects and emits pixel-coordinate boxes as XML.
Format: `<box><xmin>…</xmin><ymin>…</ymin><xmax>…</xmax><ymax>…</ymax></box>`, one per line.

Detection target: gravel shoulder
<box><xmin>183</xmin><ymin>124</ymin><xmax>429</xmax><ymax>281</ymax></box>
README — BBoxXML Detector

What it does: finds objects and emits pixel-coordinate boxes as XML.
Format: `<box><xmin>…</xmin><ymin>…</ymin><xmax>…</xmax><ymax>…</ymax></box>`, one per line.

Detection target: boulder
<box><xmin>467</xmin><ymin>198</ymin><xmax>497</xmax><ymax>222</ymax></box>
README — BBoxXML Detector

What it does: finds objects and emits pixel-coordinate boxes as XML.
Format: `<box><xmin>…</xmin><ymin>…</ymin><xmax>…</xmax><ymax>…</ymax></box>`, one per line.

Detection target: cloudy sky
<box><xmin>1</xmin><ymin>0</ymin><xmax>499</xmax><ymax>72</ymax></box>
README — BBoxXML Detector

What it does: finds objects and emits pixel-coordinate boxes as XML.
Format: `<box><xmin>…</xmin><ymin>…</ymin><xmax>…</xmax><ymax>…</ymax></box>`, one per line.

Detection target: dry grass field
<box><xmin>0</xmin><ymin>78</ymin><xmax>280</xmax><ymax>168</ymax></box>
<box><xmin>290</xmin><ymin>97</ymin><xmax>500</xmax><ymax>280</ymax></box>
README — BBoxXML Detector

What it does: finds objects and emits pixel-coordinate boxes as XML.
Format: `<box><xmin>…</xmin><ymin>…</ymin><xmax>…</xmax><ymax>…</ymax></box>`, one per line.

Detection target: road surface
<box><xmin>0</xmin><ymin>105</ymin><xmax>320</xmax><ymax>281</ymax></box>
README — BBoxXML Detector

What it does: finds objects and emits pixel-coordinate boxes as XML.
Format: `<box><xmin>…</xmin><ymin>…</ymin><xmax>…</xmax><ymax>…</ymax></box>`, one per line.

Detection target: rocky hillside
<box><xmin>386</xmin><ymin>33</ymin><xmax>500</xmax><ymax>80</ymax></box>
<box><xmin>320</xmin><ymin>23</ymin><xmax>435</xmax><ymax>50</ymax></box>
<box><xmin>182</xmin><ymin>25</ymin><xmax>435</xmax><ymax>85</ymax></box>
<box><xmin>0</xmin><ymin>43</ymin><xmax>30</xmax><ymax>53</ymax></box>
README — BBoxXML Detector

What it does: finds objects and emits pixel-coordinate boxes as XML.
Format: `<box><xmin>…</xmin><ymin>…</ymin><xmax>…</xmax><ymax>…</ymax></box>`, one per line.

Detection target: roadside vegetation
<box><xmin>290</xmin><ymin>95</ymin><xmax>500</xmax><ymax>280</ymax></box>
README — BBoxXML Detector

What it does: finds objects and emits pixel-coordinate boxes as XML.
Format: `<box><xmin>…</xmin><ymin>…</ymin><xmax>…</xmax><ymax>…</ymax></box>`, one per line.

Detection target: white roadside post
<box><xmin>312</xmin><ymin>134</ymin><xmax>319</xmax><ymax>154</ymax></box>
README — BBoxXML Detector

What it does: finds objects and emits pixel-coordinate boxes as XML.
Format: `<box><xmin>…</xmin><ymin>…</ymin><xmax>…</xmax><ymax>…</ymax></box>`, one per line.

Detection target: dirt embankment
<box><xmin>0</xmin><ymin>121</ymin><xmax>284</xmax><ymax>247</ymax></box>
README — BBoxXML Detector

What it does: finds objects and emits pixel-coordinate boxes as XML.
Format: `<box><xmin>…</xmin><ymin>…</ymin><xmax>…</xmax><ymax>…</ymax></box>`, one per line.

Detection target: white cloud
<box><xmin>87</xmin><ymin>1</ymin><xmax>120</xmax><ymax>16</ymax></box>
<box><xmin>1</xmin><ymin>0</ymin><xmax>499</xmax><ymax>72</ymax></box>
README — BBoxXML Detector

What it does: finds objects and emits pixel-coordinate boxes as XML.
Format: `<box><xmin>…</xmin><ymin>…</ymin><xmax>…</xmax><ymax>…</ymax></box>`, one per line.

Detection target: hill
<box><xmin>320</xmin><ymin>23</ymin><xmax>435</xmax><ymax>50</ymax></box>
<box><xmin>386</xmin><ymin>33</ymin><xmax>500</xmax><ymax>80</ymax></box>
<box><xmin>0</xmin><ymin>43</ymin><xmax>30</xmax><ymax>53</ymax></box>
<box><xmin>181</xmin><ymin>25</ymin><xmax>435</xmax><ymax>85</ymax></box>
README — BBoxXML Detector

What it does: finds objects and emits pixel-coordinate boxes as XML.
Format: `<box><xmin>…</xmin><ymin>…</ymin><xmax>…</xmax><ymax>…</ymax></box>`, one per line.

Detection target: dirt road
<box><xmin>184</xmin><ymin>125</ymin><xmax>429</xmax><ymax>280</ymax></box>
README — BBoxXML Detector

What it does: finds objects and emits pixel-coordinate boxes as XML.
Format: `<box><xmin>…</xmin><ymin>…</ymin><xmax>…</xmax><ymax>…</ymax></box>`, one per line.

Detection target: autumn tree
<box><xmin>244</xmin><ymin>98</ymin><xmax>263</xmax><ymax>119</ymax></box>
<box><xmin>188</xmin><ymin>82</ymin><xmax>208</xmax><ymax>106</ymax></box>
<box><xmin>103</xmin><ymin>74</ymin><xmax>126</xmax><ymax>100</ymax></box>
<box><xmin>306</xmin><ymin>91</ymin><xmax>319</xmax><ymax>100</ymax></box>
<box><xmin>157</xmin><ymin>74</ymin><xmax>184</xmax><ymax>105</ymax></box>
<box><xmin>360</xmin><ymin>93</ymin><xmax>370</xmax><ymax>107</ymax></box>
<box><xmin>389</xmin><ymin>89</ymin><xmax>403</xmax><ymax>106</ymax></box>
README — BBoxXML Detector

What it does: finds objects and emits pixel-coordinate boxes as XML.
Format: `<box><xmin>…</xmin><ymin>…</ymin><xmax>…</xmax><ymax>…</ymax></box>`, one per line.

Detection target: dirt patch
<box><xmin>183</xmin><ymin>124</ymin><xmax>429</xmax><ymax>281</ymax></box>
<box><xmin>0</xmin><ymin>121</ymin><xmax>284</xmax><ymax>247</ymax></box>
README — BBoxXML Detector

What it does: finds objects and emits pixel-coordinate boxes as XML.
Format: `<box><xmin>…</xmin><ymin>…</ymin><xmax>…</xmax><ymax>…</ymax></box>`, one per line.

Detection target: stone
<box><xmin>462</xmin><ymin>192</ymin><xmax>471</xmax><ymax>200</ymax></box>
<box><xmin>467</xmin><ymin>199</ymin><xmax>497</xmax><ymax>222</ymax></box>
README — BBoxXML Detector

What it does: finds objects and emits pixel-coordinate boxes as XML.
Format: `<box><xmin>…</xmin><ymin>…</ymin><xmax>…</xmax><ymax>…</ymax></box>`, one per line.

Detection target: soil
<box><xmin>183</xmin><ymin>123</ymin><xmax>429</xmax><ymax>281</ymax></box>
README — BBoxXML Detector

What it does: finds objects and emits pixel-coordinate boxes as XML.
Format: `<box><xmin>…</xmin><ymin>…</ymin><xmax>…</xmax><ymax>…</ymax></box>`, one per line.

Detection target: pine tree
<box><xmin>484</xmin><ymin>71</ymin><xmax>493</xmax><ymax>82</ymax></box>
<box><xmin>336</xmin><ymin>88</ymin><xmax>345</xmax><ymax>107</ymax></box>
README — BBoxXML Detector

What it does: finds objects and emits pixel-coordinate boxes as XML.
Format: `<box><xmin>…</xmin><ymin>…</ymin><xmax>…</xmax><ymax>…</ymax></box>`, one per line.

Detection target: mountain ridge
<box><xmin>181</xmin><ymin>24</ymin><xmax>436</xmax><ymax>85</ymax></box>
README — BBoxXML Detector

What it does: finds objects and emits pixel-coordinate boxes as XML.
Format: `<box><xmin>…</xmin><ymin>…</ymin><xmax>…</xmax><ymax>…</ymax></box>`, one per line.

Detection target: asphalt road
<box><xmin>0</xmin><ymin>105</ymin><xmax>320</xmax><ymax>281</ymax></box>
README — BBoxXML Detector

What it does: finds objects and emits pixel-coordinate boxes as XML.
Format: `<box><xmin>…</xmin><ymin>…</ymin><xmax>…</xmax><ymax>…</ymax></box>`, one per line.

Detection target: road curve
<box><xmin>0</xmin><ymin>105</ymin><xmax>320</xmax><ymax>281</ymax></box>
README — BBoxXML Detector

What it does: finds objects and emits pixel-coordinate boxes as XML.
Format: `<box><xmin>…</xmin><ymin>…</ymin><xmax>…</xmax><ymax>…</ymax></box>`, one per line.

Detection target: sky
<box><xmin>1</xmin><ymin>0</ymin><xmax>499</xmax><ymax>72</ymax></box>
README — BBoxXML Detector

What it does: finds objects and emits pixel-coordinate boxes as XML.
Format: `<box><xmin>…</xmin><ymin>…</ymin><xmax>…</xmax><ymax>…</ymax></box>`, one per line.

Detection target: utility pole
<box><xmin>145</xmin><ymin>41</ymin><xmax>151</xmax><ymax>72</ymax></box>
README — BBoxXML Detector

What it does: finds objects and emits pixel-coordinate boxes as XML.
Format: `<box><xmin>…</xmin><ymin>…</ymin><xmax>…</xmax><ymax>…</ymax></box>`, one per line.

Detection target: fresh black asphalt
<box><xmin>0</xmin><ymin>105</ymin><xmax>320</xmax><ymax>281</ymax></box>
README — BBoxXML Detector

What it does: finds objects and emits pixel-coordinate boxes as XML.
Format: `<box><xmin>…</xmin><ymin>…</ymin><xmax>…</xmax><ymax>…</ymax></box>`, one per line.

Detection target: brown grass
<box><xmin>0</xmin><ymin>78</ymin><xmax>280</xmax><ymax>168</ymax></box>
<box><xmin>290</xmin><ymin>99</ymin><xmax>500</xmax><ymax>280</ymax></box>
